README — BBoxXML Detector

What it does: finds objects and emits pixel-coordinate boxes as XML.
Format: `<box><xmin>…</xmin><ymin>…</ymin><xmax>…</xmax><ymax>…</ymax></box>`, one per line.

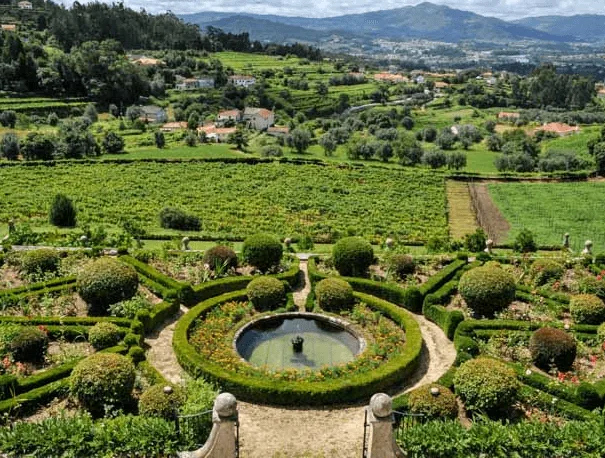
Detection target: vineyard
<box><xmin>0</xmin><ymin>162</ymin><xmax>448</xmax><ymax>241</ymax></box>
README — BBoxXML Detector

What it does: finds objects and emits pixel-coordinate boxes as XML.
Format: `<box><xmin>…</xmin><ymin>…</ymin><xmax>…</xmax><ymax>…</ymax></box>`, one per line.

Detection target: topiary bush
<box><xmin>598</xmin><ymin>322</ymin><xmax>605</xmax><ymax>343</ymax></box>
<box><xmin>242</xmin><ymin>234</ymin><xmax>283</xmax><ymax>272</ymax></box>
<box><xmin>388</xmin><ymin>254</ymin><xmax>415</xmax><ymax>279</ymax></box>
<box><xmin>332</xmin><ymin>237</ymin><xmax>374</xmax><ymax>277</ymax></box>
<box><xmin>139</xmin><ymin>384</ymin><xmax>186</xmax><ymax>419</ymax></box>
<box><xmin>203</xmin><ymin>245</ymin><xmax>238</xmax><ymax>271</ymax></box>
<box><xmin>77</xmin><ymin>258</ymin><xmax>139</xmax><ymax>316</ymax></box>
<box><xmin>70</xmin><ymin>353</ymin><xmax>135</xmax><ymax>414</ymax></box>
<box><xmin>529</xmin><ymin>327</ymin><xmax>577</xmax><ymax>371</ymax></box>
<box><xmin>49</xmin><ymin>194</ymin><xmax>76</xmax><ymax>227</ymax></box>
<box><xmin>459</xmin><ymin>265</ymin><xmax>516</xmax><ymax>317</ymax></box>
<box><xmin>247</xmin><ymin>276</ymin><xmax>286</xmax><ymax>311</ymax></box>
<box><xmin>88</xmin><ymin>322</ymin><xmax>122</xmax><ymax>350</ymax></box>
<box><xmin>408</xmin><ymin>383</ymin><xmax>458</xmax><ymax>419</ymax></box>
<box><xmin>570</xmin><ymin>294</ymin><xmax>605</xmax><ymax>325</ymax></box>
<box><xmin>315</xmin><ymin>278</ymin><xmax>354</xmax><ymax>312</ymax></box>
<box><xmin>530</xmin><ymin>259</ymin><xmax>564</xmax><ymax>286</ymax></box>
<box><xmin>19</xmin><ymin>249</ymin><xmax>60</xmax><ymax>276</ymax></box>
<box><xmin>159</xmin><ymin>207</ymin><xmax>201</xmax><ymax>231</ymax></box>
<box><xmin>453</xmin><ymin>357</ymin><xmax>519</xmax><ymax>413</ymax></box>
<box><xmin>9</xmin><ymin>326</ymin><xmax>49</xmax><ymax>363</ymax></box>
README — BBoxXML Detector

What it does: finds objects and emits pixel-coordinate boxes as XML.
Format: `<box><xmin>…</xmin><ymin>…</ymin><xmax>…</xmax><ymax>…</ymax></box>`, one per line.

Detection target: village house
<box><xmin>597</xmin><ymin>88</ymin><xmax>605</xmax><ymax>99</ymax></box>
<box><xmin>197</xmin><ymin>124</ymin><xmax>237</xmax><ymax>142</ymax></box>
<box><xmin>228</xmin><ymin>75</ymin><xmax>256</xmax><ymax>88</ymax></box>
<box><xmin>1</xmin><ymin>24</ymin><xmax>16</xmax><ymax>32</ymax></box>
<box><xmin>267</xmin><ymin>126</ymin><xmax>290</xmax><ymax>137</ymax></box>
<box><xmin>497</xmin><ymin>112</ymin><xmax>521</xmax><ymax>121</ymax></box>
<box><xmin>433</xmin><ymin>81</ymin><xmax>450</xmax><ymax>93</ymax></box>
<box><xmin>243</xmin><ymin>108</ymin><xmax>274</xmax><ymax>131</ymax></box>
<box><xmin>139</xmin><ymin>106</ymin><xmax>167</xmax><ymax>124</ymax></box>
<box><xmin>18</xmin><ymin>1</ymin><xmax>32</xmax><ymax>9</ymax></box>
<box><xmin>160</xmin><ymin>122</ymin><xmax>188</xmax><ymax>132</ymax></box>
<box><xmin>130</xmin><ymin>57</ymin><xmax>164</xmax><ymax>67</ymax></box>
<box><xmin>415</xmin><ymin>75</ymin><xmax>426</xmax><ymax>84</ymax></box>
<box><xmin>175</xmin><ymin>77</ymin><xmax>215</xmax><ymax>91</ymax></box>
<box><xmin>535</xmin><ymin>122</ymin><xmax>580</xmax><ymax>137</ymax></box>
<box><xmin>217</xmin><ymin>109</ymin><xmax>242</xmax><ymax>126</ymax></box>
<box><xmin>373</xmin><ymin>73</ymin><xmax>408</xmax><ymax>83</ymax></box>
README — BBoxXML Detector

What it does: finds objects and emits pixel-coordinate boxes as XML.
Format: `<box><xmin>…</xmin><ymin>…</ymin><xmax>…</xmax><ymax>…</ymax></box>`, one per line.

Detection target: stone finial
<box><xmin>430</xmin><ymin>386</ymin><xmax>440</xmax><ymax>397</ymax></box>
<box><xmin>214</xmin><ymin>393</ymin><xmax>237</xmax><ymax>418</ymax></box>
<box><xmin>182</xmin><ymin>237</ymin><xmax>190</xmax><ymax>251</ymax></box>
<box><xmin>582</xmin><ymin>240</ymin><xmax>593</xmax><ymax>256</ymax></box>
<box><xmin>370</xmin><ymin>393</ymin><xmax>392</xmax><ymax>419</ymax></box>
<box><xmin>484</xmin><ymin>239</ymin><xmax>494</xmax><ymax>254</ymax></box>
<box><xmin>7</xmin><ymin>219</ymin><xmax>15</xmax><ymax>234</ymax></box>
<box><xmin>563</xmin><ymin>233</ymin><xmax>570</xmax><ymax>250</ymax></box>
<box><xmin>284</xmin><ymin>238</ymin><xmax>292</xmax><ymax>247</ymax></box>
<box><xmin>385</xmin><ymin>238</ymin><xmax>394</xmax><ymax>249</ymax></box>
<box><xmin>80</xmin><ymin>235</ymin><xmax>88</xmax><ymax>246</ymax></box>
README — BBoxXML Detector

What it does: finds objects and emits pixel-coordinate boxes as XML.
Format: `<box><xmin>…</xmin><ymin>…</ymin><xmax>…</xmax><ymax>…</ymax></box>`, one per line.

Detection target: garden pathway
<box><xmin>292</xmin><ymin>258</ymin><xmax>311</xmax><ymax>311</ymax></box>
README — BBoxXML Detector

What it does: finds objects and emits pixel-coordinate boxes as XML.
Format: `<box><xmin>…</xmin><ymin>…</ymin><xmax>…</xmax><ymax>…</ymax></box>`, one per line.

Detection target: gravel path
<box><xmin>292</xmin><ymin>260</ymin><xmax>311</xmax><ymax>311</ymax></box>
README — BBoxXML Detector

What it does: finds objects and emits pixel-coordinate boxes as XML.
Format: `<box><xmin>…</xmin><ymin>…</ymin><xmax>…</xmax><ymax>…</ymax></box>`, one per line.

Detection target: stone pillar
<box><xmin>367</xmin><ymin>393</ymin><xmax>405</xmax><ymax>458</ymax></box>
<box><xmin>182</xmin><ymin>237</ymin><xmax>191</xmax><ymax>251</ymax></box>
<box><xmin>484</xmin><ymin>239</ymin><xmax>494</xmax><ymax>254</ymax></box>
<box><xmin>178</xmin><ymin>393</ymin><xmax>239</xmax><ymax>458</ymax></box>
<box><xmin>7</xmin><ymin>219</ymin><xmax>15</xmax><ymax>234</ymax></box>
<box><xmin>582</xmin><ymin>240</ymin><xmax>593</xmax><ymax>256</ymax></box>
<box><xmin>385</xmin><ymin>238</ymin><xmax>395</xmax><ymax>249</ymax></box>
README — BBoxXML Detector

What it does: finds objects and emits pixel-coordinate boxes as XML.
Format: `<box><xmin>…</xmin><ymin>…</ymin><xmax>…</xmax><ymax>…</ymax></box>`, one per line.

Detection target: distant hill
<box><xmin>181</xmin><ymin>2</ymin><xmax>571</xmax><ymax>44</ymax></box>
<box><xmin>514</xmin><ymin>15</ymin><xmax>605</xmax><ymax>42</ymax></box>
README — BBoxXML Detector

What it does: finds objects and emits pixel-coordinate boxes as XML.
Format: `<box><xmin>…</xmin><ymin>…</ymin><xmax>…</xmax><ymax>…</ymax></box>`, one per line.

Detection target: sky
<box><xmin>57</xmin><ymin>0</ymin><xmax>605</xmax><ymax>20</ymax></box>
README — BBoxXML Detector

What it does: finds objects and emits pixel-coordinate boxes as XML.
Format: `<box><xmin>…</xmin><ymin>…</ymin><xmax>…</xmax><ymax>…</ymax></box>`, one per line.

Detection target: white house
<box><xmin>243</xmin><ymin>108</ymin><xmax>274</xmax><ymax>131</ymax></box>
<box><xmin>217</xmin><ymin>109</ymin><xmax>242</xmax><ymax>125</ymax></box>
<box><xmin>160</xmin><ymin>122</ymin><xmax>187</xmax><ymax>132</ymax></box>
<box><xmin>197</xmin><ymin>124</ymin><xmax>237</xmax><ymax>142</ymax></box>
<box><xmin>18</xmin><ymin>1</ymin><xmax>33</xmax><ymax>9</ymax></box>
<box><xmin>415</xmin><ymin>75</ymin><xmax>425</xmax><ymax>84</ymax></box>
<box><xmin>267</xmin><ymin>126</ymin><xmax>289</xmax><ymax>137</ymax></box>
<box><xmin>175</xmin><ymin>78</ymin><xmax>215</xmax><ymax>91</ymax></box>
<box><xmin>229</xmin><ymin>75</ymin><xmax>256</xmax><ymax>88</ymax></box>
<box><xmin>139</xmin><ymin>106</ymin><xmax>167</xmax><ymax>124</ymax></box>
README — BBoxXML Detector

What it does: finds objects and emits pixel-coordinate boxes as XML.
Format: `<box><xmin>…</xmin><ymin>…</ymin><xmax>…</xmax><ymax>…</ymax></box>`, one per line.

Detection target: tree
<box><xmin>315</xmin><ymin>82</ymin><xmax>328</xmax><ymax>96</ymax></box>
<box><xmin>401</xmin><ymin>116</ymin><xmax>414</xmax><ymax>130</ymax></box>
<box><xmin>102</xmin><ymin>132</ymin><xmax>125</xmax><ymax>154</ymax></box>
<box><xmin>154</xmin><ymin>131</ymin><xmax>165</xmax><ymax>149</ymax></box>
<box><xmin>1</xmin><ymin>132</ymin><xmax>20</xmax><ymax>160</ymax></box>
<box><xmin>109</xmin><ymin>104</ymin><xmax>120</xmax><ymax>118</ymax></box>
<box><xmin>446</xmin><ymin>151</ymin><xmax>467</xmax><ymax>170</ymax></box>
<box><xmin>83</xmin><ymin>103</ymin><xmax>98</xmax><ymax>123</ymax></box>
<box><xmin>394</xmin><ymin>133</ymin><xmax>423</xmax><ymax>166</ymax></box>
<box><xmin>594</xmin><ymin>142</ymin><xmax>605</xmax><ymax>176</ymax></box>
<box><xmin>422</xmin><ymin>149</ymin><xmax>447</xmax><ymax>169</ymax></box>
<box><xmin>0</xmin><ymin>111</ymin><xmax>16</xmax><ymax>128</ymax></box>
<box><xmin>49</xmin><ymin>194</ymin><xmax>77</xmax><ymax>227</ymax></box>
<box><xmin>185</xmin><ymin>131</ymin><xmax>198</xmax><ymax>147</ymax></box>
<box><xmin>435</xmin><ymin>130</ymin><xmax>456</xmax><ymax>150</ymax></box>
<box><xmin>57</xmin><ymin>120</ymin><xmax>100</xmax><ymax>158</ymax></box>
<box><xmin>125</xmin><ymin>106</ymin><xmax>142</xmax><ymax>123</ymax></box>
<box><xmin>487</xmin><ymin>134</ymin><xmax>503</xmax><ymax>152</ymax></box>
<box><xmin>20</xmin><ymin>133</ymin><xmax>56</xmax><ymax>161</ymax></box>
<box><xmin>288</xmin><ymin>128</ymin><xmax>311</xmax><ymax>154</ymax></box>
<box><xmin>228</xmin><ymin>128</ymin><xmax>248</xmax><ymax>151</ymax></box>
<box><xmin>187</xmin><ymin>112</ymin><xmax>200</xmax><ymax>130</ymax></box>
<box><xmin>484</xmin><ymin>120</ymin><xmax>497</xmax><ymax>133</ymax></box>
<box><xmin>319</xmin><ymin>133</ymin><xmax>337</xmax><ymax>157</ymax></box>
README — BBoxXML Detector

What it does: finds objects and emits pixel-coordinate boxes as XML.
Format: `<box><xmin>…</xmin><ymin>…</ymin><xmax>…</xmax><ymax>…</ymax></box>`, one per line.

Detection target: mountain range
<box><xmin>180</xmin><ymin>2</ymin><xmax>605</xmax><ymax>45</ymax></box>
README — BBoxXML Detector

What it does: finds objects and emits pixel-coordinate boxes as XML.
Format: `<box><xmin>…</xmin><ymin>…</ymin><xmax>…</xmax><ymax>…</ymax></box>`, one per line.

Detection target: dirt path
<box><xmin>446</xmin><ymin>180</ymin><xmax>479</xmax><ymax>240</ymax></box>
<box><xmin>292</xmin><ymin>259</ymin><xmax>310</xmax><ymax>311</ymax></box>
<box><xmin>144</xmin><ymin>304</ymin><xmax>188</xmax><ymax>384</ymax></box>
<box><xmin>469</xmin><ymin>183</ymin><xmax>510</xmax><ymax>244</ymax></box>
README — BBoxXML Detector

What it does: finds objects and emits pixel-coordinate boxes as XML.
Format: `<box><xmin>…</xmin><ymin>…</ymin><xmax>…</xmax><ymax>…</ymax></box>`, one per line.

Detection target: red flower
<box><xmin>557</xmin><ymin>372</ymin><xmax>566</xmax><ymax>382</ymax></box>
<box><xmin>37</xmin><ymin>325</ymin><xmax>48</xmax><ymax>334</ymax></box>
<box><xmin>2</xmin><ymin>356</ymin><xmax>10</xmax><ymax>369</ymax></box>
<box><xmin>590</xmin><ymin>355</ymin><xmax>597</xmax><ymax>366</ymax></box>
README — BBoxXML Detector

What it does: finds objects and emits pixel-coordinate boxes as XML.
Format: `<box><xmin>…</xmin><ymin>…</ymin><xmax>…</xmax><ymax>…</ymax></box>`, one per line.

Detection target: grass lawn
<box><xmin>104</xmin><ymin>144</ymin><xmax>246</xmax><ymax>160</ymax></box>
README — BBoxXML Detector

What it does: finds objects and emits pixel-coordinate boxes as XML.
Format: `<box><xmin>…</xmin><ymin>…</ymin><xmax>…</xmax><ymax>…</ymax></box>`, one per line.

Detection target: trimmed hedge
<box><xmin>0</xmin><ymin>275</ymin><xmax>77</xmax><ymax>299</ymax></box>
<box><xmin>148</xmin><ymin>300</ymin><xmax>180</xmax><ymax>332</ymax></box>
<box><xmin>332</xmin><ymin>237</ymin><xmax>374</xmax><ymax>277</ymax></box>
<box><xmin>246</xmin><ymin>277</ymin><xmax>286</xmax><ymax>312</ymax></box>
<box><xmin>120</xmin><ymin>255</ymin><xmax>190</xmax><ymax>303</ymax></box>
<box><xmin>0</xmin><ymin>316</ymin><xmax>131</xmax><ymax>328</ymax></box>
<box><xmin>459</xmin><ymin>265</ymin><xmax>516</xmax><ymax>317</ymax></box>
<box><xmin>174</xmin><ymin>290</ymin><xmax>422</xmax><ymax>405</ymax></box>
<box><xmin>315</xmin><ymin>278</ymin><xmax>354</xmax><ymax>312</ymax></box>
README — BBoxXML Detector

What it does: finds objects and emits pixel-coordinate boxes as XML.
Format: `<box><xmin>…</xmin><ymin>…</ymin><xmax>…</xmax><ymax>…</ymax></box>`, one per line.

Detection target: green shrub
<box><xmin>459</xmin><ymin>266</ymin><xmax>516</xmax><ymax>317</ymax></box>
<box><xmin>19</xmin><ymin>249</ymin><xmax>60</xmax><ymax>276</ymax></box>
<box><xmin>529</xmin><ymin>327</ymin><xmax>577</xmax><ymax>371</ymax></box>
<box><xmin>88</xmin><ymin>322</ymin><xmax>122</xmax><ymax>350</ymax></box>
<box><xmin>139</xmin><ymin>384</ymin><xmax>186</xmax><ymax>419</ymax></box>
<box><xmin>242</xmin><ymin>234</ymin><xmax>283</xmax><ymax>272</ymax></box>
<box><xmin>247</xmin><ymin>277</ymin><xmax>286</xmax><ymax>311</ymax></box>
<box><xmin>598</xmin><ymin>322</ymin><xmax>605</xmax><ymax>343</ymax></box>
<box><xmin>128</xmin><ymin>346</ymin><xmax>145</xmax><ymax>363</ymax></box>
<box><xmin>49</xmin><ymin>194</ymin><xmax>76</xmax><ymax>227</ymax></box>
<box><xmin>203</xmin><ymin>245</ymin><xmax>238</xmax><ymax>271</ymax></box>
<box><xmin>315</xmin><ymin>278</ymin><xmax>354</xmax><ymax>312</ymax></box>
<box><xmin>70</xmin><ymin>353</ymin><xmax>135</xmax><ymax>414</ymax></box>
<box><xmin>530</xmin><ymin>259</ymin><xmax>564</xmax><ymax>286</ymax></box>
<box><xmin>123</xmin><ymin>333</ymin><xmax>141</xmax><ymax>347</ymax></box>
<box><xmin>576</xmin><ymin>382</ymin><xmax>601</xmax><ymax>410</ymax></box>
<box><xmin>332</xmin><ymin>237</ymin><xmax>374</xmax><ymax>277</ymax></box>
<box><xmin>77</xmin><ymin>258</ymin><xmax>139</xmax><ymax>315</ymax></box>
<box><xmin>464</xmin><ymin>228</ymin><xmax>487</xmax><ymax>253</ymax></box>
<box><xmin>454</xmin><ymin>357</ymin><xmax>519</xmax><ymax>413</ymax></box>
<box><xmin>570</xmin><ymin>294</ymin><xmax>605</xmax><ymax>325</ymax></box>
<box><xmin>159</xmin><ymin>207</ymin><xmax>201</xmax><ymax>231</ymax></box>
<box><xmin>408</xmin><ymin>384</ymin><xmax>458</xmax><ymax>419</ymax></box>
<box><xmin>513</xmin><ymin>229</ymin><xmax>537</xmax><ymax>253</ymax></box>
<box><xmin>9</xmin><ymin>326</ymin><xmax>49</xmax><ymax>363</ymax></box>
<box><xmin>388</xmin><ymin>254</ymin><xmax>415</xmax><ymax>279</ymax></box>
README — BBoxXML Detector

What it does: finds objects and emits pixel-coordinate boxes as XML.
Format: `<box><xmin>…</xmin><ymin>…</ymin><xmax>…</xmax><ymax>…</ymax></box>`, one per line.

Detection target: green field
<box><xmin>0</xmin><ymin>162</ymin><xmax>448</xmax><ymax>242</ymax></box>
<box><xmin>105</xmin><ymin>144</ymin><xmax>245</xmax><ymax>159</ymax></box>
<box><xmin>488</xmin><ymin>181</ymin><xmax>605</xmax><ymax>251</ymax></box>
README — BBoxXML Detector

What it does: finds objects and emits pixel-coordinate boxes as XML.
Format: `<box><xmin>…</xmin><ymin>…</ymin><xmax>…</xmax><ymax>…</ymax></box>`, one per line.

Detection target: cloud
<box><xmin>57</xmin><ymin>0</ymin><xmax>605</xmax><ymax>20</ymax></box>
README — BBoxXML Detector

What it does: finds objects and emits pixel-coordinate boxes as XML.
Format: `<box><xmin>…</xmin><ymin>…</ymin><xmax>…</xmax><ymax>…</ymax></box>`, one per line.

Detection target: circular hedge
<box><xmin>570</xmin><ymin>294</ymin><xmax>605</xmax><ymax>325</ymax></box>
<box><xmin>242</xmin><ymin>234</ymin><xmax>283</xmax><ymax>272</ymax></box>
<box><xmin>20</xmin><ymin>249</ymin><xmax>60</xmax><ymax>276</ymax></box>
<box><xmin>88</xmin><ymin>322</ymin><xmax>122</xmax><ymax>350</ymax></box>
<box><xmin>77</xmin><ymin>258</ymin><xmax>139</xmax><ymax>316</ymax></box>
<box><xmin>454</xmin><ymin>357</ymin><xmax>519</xmax><ymax>413</ymax></box>
<box><xmin>332</xmin><ymin>237</ymin><xmax>374</xmax><ymax>277</ymax></box>
<box><xmin>388</xmin><ymin>254</ymin><xmax>415</xmax><ymax>279</ymax></box>
<box><xmin>247</xmin><ymin>277</ymin><xmax>286</xmax><ymax>312</ymax></box>
<box><xmin>70</xmin><ymin>353</ymin><xmax>135</xmax><ymax>414</ymax></box>
<box><xmin>408</xmin><ymin>384</ymin><xmax>458</xmax><ymax>419</ymax></box>
<box><xmin>9</xmin><ymin>326</ymin><xmax>48</xmax><ymax>363</ymax></box>
<box><xmin>139</xmin><ymin>384</ymin><xmax>186</xmax><ymax>419</ymax></box>
<box><xmin>529</xmin><ymin>327</ymin><xmax>577</xmax><ymax>371</ymax></box>
<box><xmin>459</xmin><ymin>266</ymin><xmax>516</xmax><ymax>317</ymax></box>
<box><xmin>203</xmin><ymin>245</ymin><xmax>238</xmax><ymax>271</ymax></box>
<box><xmin>315</xmin><ymin>278</ymin><xmax>354</xmax><ymax>312</ymax></box>
<box><xmin>530</xmin><ymin>259</ymin><xmax>564</xmax><ymax>287</ymax></box>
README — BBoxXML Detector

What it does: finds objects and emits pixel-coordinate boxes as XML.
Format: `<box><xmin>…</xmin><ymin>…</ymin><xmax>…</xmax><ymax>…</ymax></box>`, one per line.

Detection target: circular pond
<box><xmin>235</xmin><ymin>313</ymin><xmax>364</xmax><ymax>370</ymax></box>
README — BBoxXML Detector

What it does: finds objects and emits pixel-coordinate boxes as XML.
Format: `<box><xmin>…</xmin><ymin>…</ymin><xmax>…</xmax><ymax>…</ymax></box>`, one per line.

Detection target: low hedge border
<box><xmin>147</xmin><ymin>300</ymin><xmax>180</xmax><ymax>332</ymax></box>
<box><xmin>173</xmin><ymin>290</ymin><xmax>422</xmax><ymax>405</ymax></box>
<box><xmin>0</xmin><ymin>284</ymin><xmax>78</xmax><ymax>309</ymax></box>
<box><xmin>120</xmin><ymin>255</ymin><xmax>189</xmax><ymax>302</ymax></box>
<box><xmin>0</xmin><ymin>316</ymin><xmax>132</xmax><ymax>328</ymax></box>
<box><xmin>423</xmin><ymin>281</ymin><xmax>464</xmax><ymax>340</ymax></box>
<box><xmin>517</xmin><ymin>383</ymin><xmax>595</xmax><ymax>420</ymax></box>
<box><xmin>0</xmin><ymin>275</ymin><xmax>77</xmax><ymax>298</ymax></box>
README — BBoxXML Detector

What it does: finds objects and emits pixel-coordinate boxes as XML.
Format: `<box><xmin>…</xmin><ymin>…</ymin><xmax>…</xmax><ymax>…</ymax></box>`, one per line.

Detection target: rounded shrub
<box><xmin>20</xmin><ymin>249</ymin><xmax>60</xmax><ymax>276</ymax></box>
<box><xmin>203</xmin><ymin>245</ymin><xmax>238</xmax><ymax>270</ymax></box>
<box><xmin>530</xmin><ymin>259</ymin><xmax>564</xmax><ymax>286</ymax></box>
<box><xmin>139</xmin><ymin>384</ymin><xmax>186</xmax><ymax>419</ymax></box>
<box><xmin>570</xmin><ymin>294</ymin><xmax>605</xmax><ymax>325</ymax></box>
<box><xmin>77</xmin><ymin>258</ymin><xmax>139</xmax><ymax>316</ymax></box>
<box><xmin>529</xmin><ymin>327</ymin><xmax>577</xmax><ymax>371</ymax></box>
<box><xmin>49</xmin><ymin>194</ymin><xmax>76</xmax><ymax>227</ymax></box>
<box><xmin>242</xmin><ymin>234</ymin><xmax>283</xmax><ymax>272</ymax></box>
<box><xmin>88</xmin><ymin>322</ymin><xmax>122</xmax><ymax>350</ymax></box>
<box><xmin>315</xmin><ymin>278</ymin><xmax>354</xmax><ymax>312</ymax></box>
<box><xmin>459</xmin><ymin>266</ymin><xmax>516</xmax><ymax>317</ymax></box>
<box><xmin>128</xmin><ymin>345</ymin><xmax>145</xmax><ymax>363</ymax></box>
<box><xmin>159</xmin><ymin>207</ymin><xmax>200</xmax><ymax>231</ymax></box>
<box><xmin>9</xmin><ymin>326</ymin><xmax>48</xmax><ymax>363</ymax></box>
<box><xmin>70</xmin><ymin>353</ymin><xmax>135</xmax><ymax>414</ymax></box>
<box><xmin>454</xmin><ymin>358</ymin><xmax>519</xmax><ymax>413</ymax></box>
<box><xmin>247</xmin><ymin>277</ymin><xmax>286</xmax><ymax>312</ymax></box>
<box><xmin>332</xmin><ymin>237</ymin><xmax>374</xmax><ymax>277</ymax></box>
<box><xmin>408</xmin><ymin>384</ymin><xmax>458</xmax><ymax>419</ymax></box>
<box><xmin>388</xmin><ymin>254</ymin><xmax>415</xmax><ymax>279</ymax></box>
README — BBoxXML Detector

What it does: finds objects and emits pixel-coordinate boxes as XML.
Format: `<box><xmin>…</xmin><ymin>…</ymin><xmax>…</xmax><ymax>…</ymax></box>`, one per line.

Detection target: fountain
<box><xmin>291</xmin><ymin>335</ymin><xmax>304</xmax><ymax>353</ymax></box>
